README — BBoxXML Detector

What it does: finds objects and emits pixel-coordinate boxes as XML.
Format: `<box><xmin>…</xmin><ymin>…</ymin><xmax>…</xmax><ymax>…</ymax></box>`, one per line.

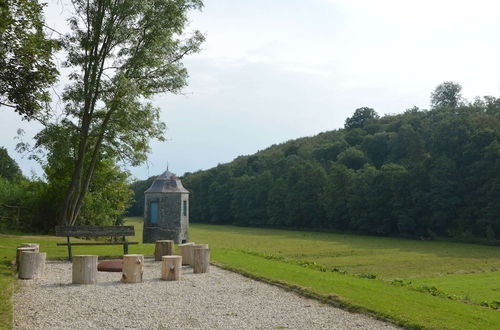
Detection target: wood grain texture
<box><xmin>121</xmin><ymin>254</ymin><xmax>144</xmax><ymax>283</ymax></box>
<box><xmin>193</xmin><ymin>248</ymin><xmax>210</xmax><ymax>274</ymax></box>
<box><xmin>18</xmin><ymin>251</ymin><xmax>46</xmax><ymax>279</ymax></box>
<box><xmin>161</xmin><ymin>255</ymin><xmax>182</xmax><ymax>281</ymax></box>
<box><xmin>154</xmin><ymin>240</ymin><xmax>174</xmax><ymax>261</ymax></box>
<box><xmin>179</xmin><ymin>242</ymin><xmax>195</xmax><ymax>265</ymax></box>
<box><xmin>55</xmin><ymin>226</ymin><xmax>135</xmax><ymax>237</ymax></box>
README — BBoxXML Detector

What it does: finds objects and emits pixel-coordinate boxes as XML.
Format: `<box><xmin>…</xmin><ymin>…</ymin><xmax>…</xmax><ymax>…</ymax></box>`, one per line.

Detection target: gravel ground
<box><xmin>14</xmin><ymin>259</ymin><xmax>399</xmax><ymax>329</ymax></box>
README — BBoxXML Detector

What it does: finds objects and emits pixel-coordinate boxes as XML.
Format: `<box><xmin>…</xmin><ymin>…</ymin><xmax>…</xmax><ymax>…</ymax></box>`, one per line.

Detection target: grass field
<box><xmin>0</xmin><ymin>218</ymin><xmax>499</xmax><ymax>329</ymax></box>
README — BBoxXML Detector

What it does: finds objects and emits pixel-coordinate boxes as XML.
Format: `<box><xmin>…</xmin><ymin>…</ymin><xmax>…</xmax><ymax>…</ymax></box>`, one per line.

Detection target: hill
<box><xmin>129</xmin><ymin>91</ymin><xmax>500</xmax><ymax>242</ymax></box>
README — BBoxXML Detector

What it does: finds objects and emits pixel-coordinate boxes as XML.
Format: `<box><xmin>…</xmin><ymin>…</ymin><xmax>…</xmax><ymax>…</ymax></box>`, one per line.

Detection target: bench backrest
<box><xmin>55</xmin><ymin>225</ymin><xmax>135</xmax><ymax>237</ymax></box>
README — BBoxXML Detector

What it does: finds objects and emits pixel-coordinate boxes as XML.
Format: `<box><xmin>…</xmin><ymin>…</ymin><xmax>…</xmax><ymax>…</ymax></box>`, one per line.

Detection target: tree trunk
<box><xmin>193</xmin><ymin>248</ymin><xmax>210</xmax><ymax>274</ymax></box>
<box><xmin>188</xmin><ymin>244</ymin><xmax>208</xmax><ymax>267</ymax></box>
<box><xmin>179</xmin><ymin>242</ymin><xmax>194</xmax><ymax>265</ymax></box>
<box><xmin>18</xmin><ymin>251</ymin><xmax>46</xmax><ymax>279</ymax></box>
<box><xmin>16</xmin><ymin>244</ymin><xmax>39</xmax><ymax>270</ymax></box>
<box><xmin>161</xmin><ymin>255</ymin><xmax>182</xmax><ymax>281</ymax></box>
<box><xmin>154</xmin><ymin>240</ymin><xmax>174</xmax><ymax>261</ymax></box>
<box><xmin>72</xmin><ymin>255</ymin><xmax>98</xmax><ymax>284</ymax></box>
<box><xmin>121</xmin><ymin>254</ymin><xmax>144</xmax><ymax>283</ymax></box>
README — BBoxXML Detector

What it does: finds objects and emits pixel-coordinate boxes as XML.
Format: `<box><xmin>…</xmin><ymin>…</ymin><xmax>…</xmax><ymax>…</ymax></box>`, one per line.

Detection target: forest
<box><xmin>130</xmin><ymin>83</ymin><xmax>500</xmax><ymax>242</ymax></box>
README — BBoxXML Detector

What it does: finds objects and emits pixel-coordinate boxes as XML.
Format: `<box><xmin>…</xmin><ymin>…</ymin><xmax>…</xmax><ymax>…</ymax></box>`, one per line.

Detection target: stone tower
<box><xmin>142</xmin><ymin>170</ymin><xmax>189</xmax><ymax>244</ymax></box>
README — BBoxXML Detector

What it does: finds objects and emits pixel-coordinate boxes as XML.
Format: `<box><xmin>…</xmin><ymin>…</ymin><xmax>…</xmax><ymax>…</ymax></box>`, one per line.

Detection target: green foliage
<box><xmin>126</xmin><ymin>84</ymin><xmax>500</xmax><ymax>242</ymax></box>
<box><xmin>0</xmin><ymin>147</ymin><xmax>22</xmax><ymax>182</ymax></box>
<box><xmin>336</xmin><ymin>147</ymin><xmax>367</xmax><ymax>169</ymax></box>
<box><xmin>344</xmin><ymin>107</ymin><xmax>379</xmax><ymax>129</ymax></box>
<box><xmin>431</xmin><ymin>81</ymin><xmax>463</xmax><ymax>108</ymax></box>
<box><xmin>40</xmin><ymin>158</ymin><xmax>133</xmax><ymax>230</ymax></box>
<box><xmin>127</xmin><ymin>176</ymin><xmax>156</xmax><ymax>216</ymax></box>
<box><xmin>0</xmin><ymin>0</ymin><xmax>58</xmax><ymax>119</ymax></box>
<box><xmin>168</xmin><ymin>90</ymin><xmax>500</xmax><ymax>242</ymax></box>
<box><xmin>20</xmin><ymin>0</ymin><xmax>205</xmax><ymax>226</ymax></box>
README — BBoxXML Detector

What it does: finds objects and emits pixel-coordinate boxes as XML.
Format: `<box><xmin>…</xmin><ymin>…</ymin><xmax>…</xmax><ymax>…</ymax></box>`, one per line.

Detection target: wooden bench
<box><xmin>55</xmin><ymin>226</ymin><xmax>138</xmax><ymax>261</ymax></box>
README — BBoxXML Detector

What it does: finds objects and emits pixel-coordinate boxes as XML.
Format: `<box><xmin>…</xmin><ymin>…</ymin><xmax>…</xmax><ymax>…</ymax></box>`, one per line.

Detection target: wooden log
<box><xmin>161</xmin><ymin>255</ymin><xmax>182</xmax><ymax>281</ymax></box>
<box><xmin>18</xmin><ymin>251</ymin><xmax>46</xmax><ymax>279</ymax></box>
<box><xmin>16</xmin><ymin>246</ymin><xmax>38</xmax><ymax>271</ymax></box>
<box><xmin>188</xmin><ymin>244</ymin><xmax>208</xmax><ymax>267</ymax></box>
<box><xmin>121</xmin><ymin>254</ymin><xmax>144</xmax><ymax>283</ymax></box>
<box><xmin>193</xmin><ymin>248</ymin><xmax>210</xmax><ymax>274</ymax></box>
<box><xmin>154</xmin><ymin>240</ymin><xmax>174</xmax><ymax>261</ymax></box>
<box><xmin>179</xmin><ymin>242</ymin><xmax>194</xmax><ymax>265</ymax></box>
<box><xmin>72</xmin><ymin>255</ymin><xmax>98</xmax><ymax>284</ymax></box>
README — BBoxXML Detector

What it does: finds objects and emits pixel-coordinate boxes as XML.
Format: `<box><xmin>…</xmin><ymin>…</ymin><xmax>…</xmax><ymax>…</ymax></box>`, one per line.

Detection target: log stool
<box><xmin>18</xmin><ymin>251</ymin><xmax>46</xmax><ymax>279</ymax></box>
<box><xmin>154</xmin><ymin>240</ymin><xmax>174</xmax><ymax>261</ymax></box>
<box><xmin>16</xmin><ymin>245</ymin><xmax>39</xmax><ymax>271</ymax></box>
<box><xmin>72</xmin><ymin>255</ymin><xmax>98</xmax><ymax>284</ymax></box>
<box><xmin>188</xmin><ymin>244</ymin><xmax>208</xmax><ymax>267</ymax></box>
<box><xmin>193</xmin><ymin>247</ymin><xmax>210</xmax><ymax>274</ymax></box>
<box><xmin>121</xmin><ymin>254</ymin><xmax>144</xmax><ymax>283</ymax></box>
<box><xmin>179</xmin><ymin>242</ymin><xmax>194</xmax><ymax>265</ymax></box>
<box><xmin>161</xmin><ymin>255</ymin><xmax>182</xmax><ymax>281</ymax></box>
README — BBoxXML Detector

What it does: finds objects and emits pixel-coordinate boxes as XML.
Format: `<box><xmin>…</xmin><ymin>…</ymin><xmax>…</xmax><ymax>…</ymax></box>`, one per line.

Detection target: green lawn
<box><xmin>0</xmin><ymin>218</ymin><xmax>499</xmax><ymax>329</ymax></box>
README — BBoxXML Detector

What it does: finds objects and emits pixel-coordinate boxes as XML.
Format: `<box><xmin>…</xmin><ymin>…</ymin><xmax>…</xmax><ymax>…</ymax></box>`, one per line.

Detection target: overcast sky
<box><xmin>2</xmin><ymin>0</ymin><xmax>500</xmax><ymax>180</ymax></box>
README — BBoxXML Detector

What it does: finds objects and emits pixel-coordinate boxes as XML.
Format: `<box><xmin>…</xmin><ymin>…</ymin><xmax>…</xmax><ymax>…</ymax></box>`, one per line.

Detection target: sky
<box><xmin>2</xmin><ymin>0</ymin><xmax>500</xmax><ymax>180</ymax></box>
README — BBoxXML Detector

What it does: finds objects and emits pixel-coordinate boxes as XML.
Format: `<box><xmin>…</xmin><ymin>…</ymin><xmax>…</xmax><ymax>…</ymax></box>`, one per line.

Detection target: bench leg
<box><xmin>67</xmin><ymin>237</ymin><xmax>72</xmax><ymax>261</ymax></box>
<box><xmin>123</xmin><ymin>242</ymin><xmax>129</xmax><ymax>255</ymax></box>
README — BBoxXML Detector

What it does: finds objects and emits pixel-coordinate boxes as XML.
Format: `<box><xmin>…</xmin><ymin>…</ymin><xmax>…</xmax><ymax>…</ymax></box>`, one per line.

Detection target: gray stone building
<box><xmin>142</xmin><ymin>170</ymin><xmax>189</xmax><ymax>244</ymax></box>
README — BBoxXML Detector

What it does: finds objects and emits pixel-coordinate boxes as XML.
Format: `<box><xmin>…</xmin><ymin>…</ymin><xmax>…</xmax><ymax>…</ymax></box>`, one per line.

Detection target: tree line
<box><xmin>130</xmin><ymin>83</ymin><xmax>500</xmax><ymax>242</ymax></box>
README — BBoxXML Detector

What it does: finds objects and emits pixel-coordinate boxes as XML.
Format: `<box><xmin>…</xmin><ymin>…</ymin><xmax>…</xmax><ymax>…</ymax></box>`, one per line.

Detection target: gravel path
<box><xmin>14</xmin><ymin>259</ymin><xmax>398</xmax><ymax>329</ymax></box>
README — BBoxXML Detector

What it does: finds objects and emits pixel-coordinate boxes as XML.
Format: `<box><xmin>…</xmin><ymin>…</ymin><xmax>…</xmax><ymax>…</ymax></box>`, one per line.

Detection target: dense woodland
<box><xmin>130</xmin><ymin>84</ymin><xmax>500</xmax><ymax>242</ymax></box>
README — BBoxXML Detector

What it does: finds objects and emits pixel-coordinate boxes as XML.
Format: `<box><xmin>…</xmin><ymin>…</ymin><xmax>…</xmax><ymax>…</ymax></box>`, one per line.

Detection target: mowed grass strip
<box><xmin>211</xmin><ymin>248</ymin><xmax>500</xmax><ymax>330</ymax></box>
<box><xmin>411</xmin><ymin>272</ymin><xmax>500</xmax><ymax>308</ymax></box>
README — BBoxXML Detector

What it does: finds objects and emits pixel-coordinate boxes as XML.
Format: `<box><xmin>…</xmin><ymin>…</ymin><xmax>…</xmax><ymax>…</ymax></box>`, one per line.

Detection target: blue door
<box><xmin>150</xmin><ymin>202</ymin><xmax>159</xmax><ymax>224</ymax></box>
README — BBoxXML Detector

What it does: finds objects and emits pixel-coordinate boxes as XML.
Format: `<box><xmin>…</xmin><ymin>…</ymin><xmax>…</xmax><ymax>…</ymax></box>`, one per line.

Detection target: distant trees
<box><xmin>345</xmin><ymin>107</ymin><xmax>379</xmax><ymax>129</ymax></box>
<box><xmin>430</xmin><ymin>81</ymin><xmax>463</xmax><ymax>108</ymax></box>
<box><xmin>169</xmin><ymin>85</ymin><xmax>499</xmax><ymax>243</ymax></box>
<box><xmin>0</xmin><ymin>147</ymin><xmax>22</xmax><ymax>182</ymax></box>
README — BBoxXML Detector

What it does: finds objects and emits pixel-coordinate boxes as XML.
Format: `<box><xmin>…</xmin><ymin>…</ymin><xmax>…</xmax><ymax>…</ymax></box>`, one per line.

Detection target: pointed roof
<box><xmin>145</xmin><ymin>170</ymin><xmax>189</xmax><ymax>194</ymax></box>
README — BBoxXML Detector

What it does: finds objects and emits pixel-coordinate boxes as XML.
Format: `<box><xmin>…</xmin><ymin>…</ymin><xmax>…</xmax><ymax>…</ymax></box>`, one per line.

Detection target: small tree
<box><xmin>430</xmin><ymin>81</ymin><xmax>463</xmax><ymax>108</ymax></box>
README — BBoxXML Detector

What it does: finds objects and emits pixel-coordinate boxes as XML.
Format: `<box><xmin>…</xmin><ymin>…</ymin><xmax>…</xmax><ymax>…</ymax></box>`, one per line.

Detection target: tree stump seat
<box><xmin>97</xmin><ymin>259</ymin><xmax>123</xmax><ymax>272</ymax></box>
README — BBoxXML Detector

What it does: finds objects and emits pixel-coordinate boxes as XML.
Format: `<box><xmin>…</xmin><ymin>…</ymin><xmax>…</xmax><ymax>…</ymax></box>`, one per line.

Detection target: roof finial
<box><xmin>167</xmin><ymin>162</ymin><xmax>169</xmax><ymax>172</ymax></box>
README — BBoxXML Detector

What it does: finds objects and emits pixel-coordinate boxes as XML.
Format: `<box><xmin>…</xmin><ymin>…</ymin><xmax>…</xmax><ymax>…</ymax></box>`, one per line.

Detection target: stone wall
<box><xmin>143</xmin><ymin>192</ymin><xmax>189</xmax><ymax>243</ymax></box>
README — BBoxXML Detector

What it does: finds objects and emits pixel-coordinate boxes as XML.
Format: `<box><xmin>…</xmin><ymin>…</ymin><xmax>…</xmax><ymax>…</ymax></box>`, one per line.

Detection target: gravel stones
<box><xmin>14</xmin><ymin>259</ymin><xmax>398</xmax><ymax>329</ymax></box>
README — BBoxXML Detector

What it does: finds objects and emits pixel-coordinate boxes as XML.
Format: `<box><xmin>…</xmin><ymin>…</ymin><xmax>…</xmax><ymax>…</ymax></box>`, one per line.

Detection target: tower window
<box><xmin>150</xmin><ymin>201</ymin><xmax>159</xmax><ymax>224</ymax></box>
<box><xmin>183</xmin><ymin>200</ymin><xmax>187</xmax><ymax>216</ymax></box>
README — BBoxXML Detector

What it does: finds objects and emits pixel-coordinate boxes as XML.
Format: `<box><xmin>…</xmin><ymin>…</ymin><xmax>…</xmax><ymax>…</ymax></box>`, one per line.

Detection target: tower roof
<box><xmin>145</xmin><ymin>170</ymin><xmax>189</xmax><ymax>194</ymax></box>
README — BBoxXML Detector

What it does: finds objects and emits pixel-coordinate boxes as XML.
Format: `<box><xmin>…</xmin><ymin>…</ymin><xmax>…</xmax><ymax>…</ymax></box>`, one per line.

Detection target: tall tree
<box><xmin>36</xmin><ymin>0</ymin><xmax>204</xmax><ymax>225</ymax></box>
<box><xmin>344</xmin><ymin>107</ymin><xmax>379</xmax><ymax>129</ymax></box>
<box><xmin>0</xmin><ymin>0</ymin><xmax>58</xmax><ymax>119</ymax></box>
<box><xmin>430</xmin><ymin>81</ymin><xmax>463</xmax><ymax>108</ymax></box>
